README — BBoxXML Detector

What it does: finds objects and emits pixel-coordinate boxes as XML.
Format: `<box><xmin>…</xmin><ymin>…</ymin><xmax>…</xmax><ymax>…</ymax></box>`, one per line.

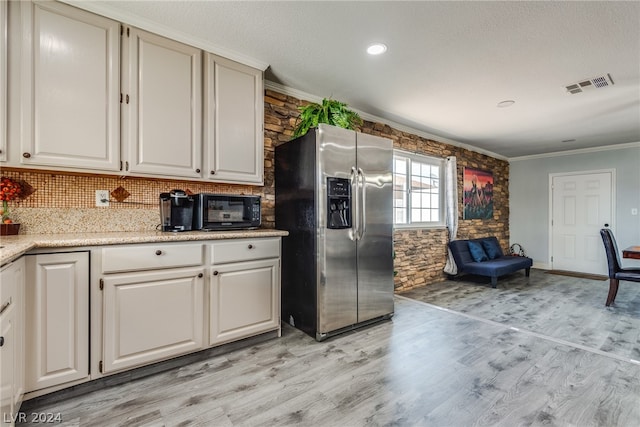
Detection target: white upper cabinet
<box><xmin>122</xmin><ymin>27</ymin><xmax>202</xmax><ymax>178</ymax></box>
<box><xmin>10</xmin><ymin>1</ymin><xmax>265</xmax><ymax>185</ymax></box>
<box><xmin>0</xmin><ymin>0</ymin><xmax>7</xmax><ymax>162</ymax></box>
<box><xmin>205</xmin><ymin>54</ymin><xmax>264</xmax><ymax>185</ymax></box>
<box><xmin>19</xmin><ymin>1</ymin><xmax>120</xmax><ymax>171</ymax></box>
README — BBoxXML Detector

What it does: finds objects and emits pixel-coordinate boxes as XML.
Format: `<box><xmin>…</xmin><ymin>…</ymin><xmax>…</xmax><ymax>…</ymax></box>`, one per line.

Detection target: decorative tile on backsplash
<box><xmin>0</xmin><ymin>171</ymin><xmax>260</xmax><ymax>209</ymax></box>
<box><xmin>1</xmin><ymin>170</ymin><xmax>274</xmax><ymax>233</ymax></box>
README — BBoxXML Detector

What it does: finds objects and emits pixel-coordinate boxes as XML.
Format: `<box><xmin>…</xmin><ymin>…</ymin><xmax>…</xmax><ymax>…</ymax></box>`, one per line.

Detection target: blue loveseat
<box><xmin>448</xmin><ymin>236</ymin><xmax>533</xmax><ymax>288</ymax></box>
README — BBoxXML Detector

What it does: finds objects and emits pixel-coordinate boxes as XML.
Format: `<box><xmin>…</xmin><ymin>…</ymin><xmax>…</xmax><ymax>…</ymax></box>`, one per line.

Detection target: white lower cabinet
<box><xmin>24</xmin><ymin>252</ymin><xmax>89</xmax><ymax>393</ymax></box>
<box><xmin>0</xmin><ymin>307</ymin><xmax>15</xmax><ymax>427</ymax></box>
<box><xmin>210</xmin><ymin>259</ymin><xmax>280</xmax><ymax>345</ymax></box>
<box><xmin>1</xmin><ymin>257</ymin><xmax>24</xmax><ymax>427</ymax></box>
<box><xmin>101</xmin><ymin>267</ymin><xmax>205</xmax><ymax>373</ymax></box>
<box><xmin>16</xmin><ymin>236</ymin><xmax>281</xmax><ymax>400</ymax></box>
<box><xmin>209</xmin><ymin>238</ymin><xmax>281</xmax><ymax>346</ymax></box>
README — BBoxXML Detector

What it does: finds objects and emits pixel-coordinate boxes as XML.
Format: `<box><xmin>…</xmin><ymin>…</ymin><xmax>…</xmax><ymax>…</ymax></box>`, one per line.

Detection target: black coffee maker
<box><xmin>159</xmin><ymin>190</ymin><xmax>194</xmax><ymax>232</ymax></box>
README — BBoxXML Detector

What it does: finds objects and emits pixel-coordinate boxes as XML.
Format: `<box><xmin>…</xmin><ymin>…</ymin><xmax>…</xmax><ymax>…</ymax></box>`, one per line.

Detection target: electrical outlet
<box><xmin>95</xmin><ymin>190</ymin><xmax>110</xmax><ymax>207</ymax></box>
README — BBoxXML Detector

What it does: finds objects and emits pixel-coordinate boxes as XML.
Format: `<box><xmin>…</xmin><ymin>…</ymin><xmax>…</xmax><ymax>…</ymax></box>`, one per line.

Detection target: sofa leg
<box><xmin>525</xmin><ymin>267</ymin><xmax>530</xmax><ymax>277</ymax></box>
<box><xmin>606</xmin><ymin>278</ymin><xmax>619</xmax><ymax>306</ymax></box>
<box><xmin>491</xmin><ymin>276</ymin><xmax>497</xmax><ymax>288</ymax></box>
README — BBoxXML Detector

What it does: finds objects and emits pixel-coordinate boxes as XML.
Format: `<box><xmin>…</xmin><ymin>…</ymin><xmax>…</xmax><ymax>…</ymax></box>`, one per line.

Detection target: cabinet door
<box><xmin>210</xmin><ymin>259</ymin><xmax>279</xmax><ymax>346</ymax></box>
<box><xmin>102</xmin><ymin>268</ymin><xmax>204</xmax><ymax>373</ymax></box>
<box><xmin>2</xmin><ymin>259</ymin><xmax>24</xmax><ymax>408</ymax></box>
<box><xmin>0</xmin><ymin>259</ymin><xmax>19</xmax><ymax>426</ymax></box>
<box><xmin>19</xmin><ymin>1</ymin><xmax>120</xmax><ymax>171</ymax></box>
<box><xmin>25</xmin><ymin>252</ymin><xmax>89</xmax><ymax>392</ymax></box>
<box><xmin>0</xmin><ymin>306</ymin><xmax>15</xmax><ymax>427</ymax></box>
<box><xmin>205</xmin><ymin>54</ymin><xmax>264</xmax><ymax>184</ymax></box>
<box><xmin>123</xmin><ymin>27</ymin><xmax>202</xmax><ymax>178</ymax></box>
<box><xmin>0</xmin><ymin>0</ymin><xmax>7</xmax><ymax>163</ymax></box>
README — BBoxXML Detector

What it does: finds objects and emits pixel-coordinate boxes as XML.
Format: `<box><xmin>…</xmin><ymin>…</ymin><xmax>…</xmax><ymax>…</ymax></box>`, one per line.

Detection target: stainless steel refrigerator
<box><xmin>275</xmin><ymin>124</ymin><xmax>394</xmax><ymax>341</ymax></box>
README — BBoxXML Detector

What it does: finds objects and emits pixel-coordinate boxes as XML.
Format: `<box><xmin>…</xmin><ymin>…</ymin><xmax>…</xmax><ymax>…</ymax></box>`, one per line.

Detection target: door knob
<box><xmin>0</xmin><ymin>336</ymin><xmax>4</xmax><ymax>347</ymax></box>
<box><xmin>213</xmin><ymin>271</ymin><xmax>219</xmax><ymax>276</ymax></box>
<box><xmin>23</xmin><ymin>152</ymin><xmax>31</xmax><ymax>158</ymax></box>
<box><xmin>155</xmin><ymin>250</ymin><xmax>162</xmax><ymax>255</ymax></box>
<box><xmin>604</xmin><ymin>223</ymin><xmax>609</xmax><ymax>228</ymax></box>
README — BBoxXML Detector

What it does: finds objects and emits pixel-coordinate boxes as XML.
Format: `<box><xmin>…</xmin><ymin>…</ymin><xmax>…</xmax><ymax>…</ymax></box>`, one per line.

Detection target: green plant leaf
<box><xmin>292</xmin><ymin>98</ymin><xmax>362</xmax><ymax>139</ymax></box>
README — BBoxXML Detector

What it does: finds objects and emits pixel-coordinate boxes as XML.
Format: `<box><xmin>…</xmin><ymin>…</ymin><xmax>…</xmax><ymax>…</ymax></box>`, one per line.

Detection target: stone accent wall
<box><xmin>264</xmin><ymin>90</ymin><xmax>510</xmax><ymax>292</ymax></box>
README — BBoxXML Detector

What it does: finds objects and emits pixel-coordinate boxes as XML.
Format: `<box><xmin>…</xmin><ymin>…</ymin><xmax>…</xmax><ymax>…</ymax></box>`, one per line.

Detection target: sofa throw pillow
<box><xmin>481</xmin><ymin>239</ymin><xmax>502</xmax><ymax>260</ymax></box>
<box><xmin>468</xmin><ymin>241</ymin><xmax>489</xmax><ymax>262</ymax></box>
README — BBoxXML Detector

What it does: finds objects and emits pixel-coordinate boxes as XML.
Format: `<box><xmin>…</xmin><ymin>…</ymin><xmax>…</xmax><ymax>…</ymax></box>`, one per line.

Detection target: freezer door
<box><xmin>356</xmin><ymin>132</ymin><xmax>394</xmax><ymax>322</ymax></box>
<box><xmin>316</xmin><ymin>125</ymin><xmax>358</xmax><ymax>335</ymax></box>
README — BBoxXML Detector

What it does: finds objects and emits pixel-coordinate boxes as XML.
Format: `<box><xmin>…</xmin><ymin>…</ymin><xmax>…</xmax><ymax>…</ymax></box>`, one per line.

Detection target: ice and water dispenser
<box><xmin>326</xmin><ymin>177</ymin><xmax>352</xmax><ymax>229</ymax></box>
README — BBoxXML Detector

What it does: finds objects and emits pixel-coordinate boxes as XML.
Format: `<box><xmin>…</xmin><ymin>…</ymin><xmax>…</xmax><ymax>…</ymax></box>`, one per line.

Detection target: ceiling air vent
<box><xmin>565</xmin><ymin>74</ymin><xmax>614</xmax><ymax>94</ymax></box>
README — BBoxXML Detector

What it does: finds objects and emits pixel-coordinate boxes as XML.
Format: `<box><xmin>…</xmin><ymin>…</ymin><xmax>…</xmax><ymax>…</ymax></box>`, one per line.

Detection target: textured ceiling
<box><xmin>74</xmin><ymin>1</ymin><xmax>640</xmax><ymax>158</ymax></box>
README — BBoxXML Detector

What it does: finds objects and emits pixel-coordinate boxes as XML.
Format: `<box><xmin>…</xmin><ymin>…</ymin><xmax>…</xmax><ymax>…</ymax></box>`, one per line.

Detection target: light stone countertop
<box><xmin>0</xmin><ymin>229</ymin><xmax>289</xmax><ymax>266</ymax></box>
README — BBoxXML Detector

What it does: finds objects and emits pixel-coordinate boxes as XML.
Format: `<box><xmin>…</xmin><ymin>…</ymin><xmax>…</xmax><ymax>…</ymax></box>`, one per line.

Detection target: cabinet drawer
<box><xmin>211</xmin><ymin>238</ymin><xmax>280</xmax><ymax>264</ymax></box>
<box><xmin>102</xmin><ymin>243</ymin><xmax>203</xmax><ymax>273</ymax></box>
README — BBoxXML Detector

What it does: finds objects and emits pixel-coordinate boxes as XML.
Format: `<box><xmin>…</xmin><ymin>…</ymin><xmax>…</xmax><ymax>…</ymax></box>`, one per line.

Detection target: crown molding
<box><xmin>265</xmin><ymin>81</ymin><xmax>508</xmax><ymax>161</ymax></box>
<box><xmin>60</xmin><ymin>0</ymin><xmax>269</xmax><ymax>71</ymax></box>
<box><xmin>509</xmin><ymin>141</ymin><xmax>640</xmax><ymax>162</ymax></box>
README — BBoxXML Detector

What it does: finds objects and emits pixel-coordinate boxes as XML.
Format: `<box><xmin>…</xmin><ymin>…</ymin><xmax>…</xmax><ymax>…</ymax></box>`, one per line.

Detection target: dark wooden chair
<box><xmin>600</xmin><ymin>228</ymin><xmax>640</xmax><ymax>306</ymax></box>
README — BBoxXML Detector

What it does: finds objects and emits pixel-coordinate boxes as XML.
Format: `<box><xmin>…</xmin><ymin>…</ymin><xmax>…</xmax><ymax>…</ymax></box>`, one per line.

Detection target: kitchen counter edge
<box><xmin>0</xmin><ymin>229</ymin><xmax>289</xmax><ymax>266</ymax></box>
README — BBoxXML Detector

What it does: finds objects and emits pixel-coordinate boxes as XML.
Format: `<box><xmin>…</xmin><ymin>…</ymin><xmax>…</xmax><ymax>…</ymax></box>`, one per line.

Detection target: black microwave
<box><xmin>192</xmin><ymin>194</ymin><xmax>261</xmax><ymax>230</ymax></box>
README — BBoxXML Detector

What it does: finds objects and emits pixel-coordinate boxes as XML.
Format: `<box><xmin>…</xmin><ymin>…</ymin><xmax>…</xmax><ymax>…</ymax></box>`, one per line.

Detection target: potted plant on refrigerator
<box><xmin>292</xmin><ymin>98</ymin><xmax>363</xmax><ymax>138</ymax></box>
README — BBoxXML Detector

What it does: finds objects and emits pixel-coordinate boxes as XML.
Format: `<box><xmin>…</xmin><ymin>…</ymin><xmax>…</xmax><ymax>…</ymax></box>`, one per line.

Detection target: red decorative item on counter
<box><xmin>0</xmin><ymin>176</ymin><xmax>23</xmax><ymax>235</ymax></box>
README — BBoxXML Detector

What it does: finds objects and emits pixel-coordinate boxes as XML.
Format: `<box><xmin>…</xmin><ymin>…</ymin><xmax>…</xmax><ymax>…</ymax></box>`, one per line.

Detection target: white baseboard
<box><xmin>533</xmin><ymin>261</ymin><xmax>551</xmax><ymax>270</ymax></box>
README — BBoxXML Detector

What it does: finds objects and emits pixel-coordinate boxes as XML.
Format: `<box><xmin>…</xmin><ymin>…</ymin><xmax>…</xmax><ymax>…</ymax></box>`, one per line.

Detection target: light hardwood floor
<box><xmin>19</xmin><ymin>270</ymin><xmax>640</xmax><ymax>426</ymax></box>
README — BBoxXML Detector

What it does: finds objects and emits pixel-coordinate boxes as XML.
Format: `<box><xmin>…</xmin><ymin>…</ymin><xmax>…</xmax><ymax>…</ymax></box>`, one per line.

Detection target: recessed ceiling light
<box><xmin>497</xmin><ymin>100</ymin><xmax>515</xmax><ymax>108</ymax></box>
<box><xmin>367</xmin><ymin>43</ymin><xmax>387</xmax><ymax>55</ymax></box>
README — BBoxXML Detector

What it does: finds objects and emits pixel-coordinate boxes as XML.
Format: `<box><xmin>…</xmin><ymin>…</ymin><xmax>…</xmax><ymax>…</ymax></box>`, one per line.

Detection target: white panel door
<box><xmin>205</xmin><ymin>54</ymin><xmax>263</xmax><ymax>184</ymax></box>
<box><xmin>123</xmin><ymin>27</ymin><xmax>202</xmax><ymax>178</ymax></box>
<box><xmin>209</xmin><ymin>259</ymin><xmax>279</xmax><ymax>345</ymax></box>
<box><xmin>0</xmin><ymin>259</ymin><xmax>20</xmax><ymax>425</ymax></box>
<box><xmin>20</xmin><ymin>1</ymin><xmax>120</xmax><ymax>170</ymax></box>
<box><xmin>102</xmin><ymin>268</ymin><xmax>204</xmax><ymax>373</ymax></box>
<box><xmin>551</xmin><ymin>172</ymin><xmax>613</xmax><ymax>274</ymax></box>
<box><xmin>3</xmin><ymin>258</ymin><xmax>25</xmax><ymax>407</ymax></box>
<box><xmin>25</xmin><ymin>252</ymin><xmax>89</xmax><ymax>392</ymax></box>
<box><xmin>0</xmin><ymin>303</ymin><xmax>15</xmax><ymax>427</ymax></box>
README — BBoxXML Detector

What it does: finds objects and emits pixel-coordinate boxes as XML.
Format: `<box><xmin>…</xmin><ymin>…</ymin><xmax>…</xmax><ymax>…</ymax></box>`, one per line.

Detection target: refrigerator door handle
<box><xmin>350</xmin><ymin>166</ymin><xmax>359</xmax><ymax>241</ymax></box>
<box><xmin>358</xmin><ymin>167</ymin><xmax>366</xmax><ymax>240</ymax></box>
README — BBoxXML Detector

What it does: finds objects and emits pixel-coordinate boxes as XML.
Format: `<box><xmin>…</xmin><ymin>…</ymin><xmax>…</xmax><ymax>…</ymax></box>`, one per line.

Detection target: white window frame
<box><xmin>393</xmin><ymin>150</ymin><xmax>446</xmax><ymax>228</ymax></box>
